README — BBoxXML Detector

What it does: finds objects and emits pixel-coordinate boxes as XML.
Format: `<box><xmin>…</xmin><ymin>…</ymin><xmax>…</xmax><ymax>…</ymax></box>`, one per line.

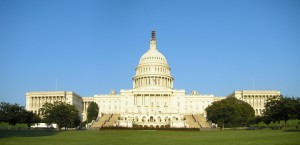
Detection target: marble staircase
<box><xmin>103</xmin><ymin>114</ymin><xmax>120</xmax><ymax>127</ymax></box>
<box><xmin>193</xmin><ymin>115</ymin><xmax>211</xmax><ymax>128</ymax></box>
<box><xmin>91</xmin><ymin>114</ymin><xmax>111</xmax><ymax>128</ymax></box>
<box><xmin>185</xmin><ymin>115</ymin><xmax>200</xmax><ymax>128</ymax></box>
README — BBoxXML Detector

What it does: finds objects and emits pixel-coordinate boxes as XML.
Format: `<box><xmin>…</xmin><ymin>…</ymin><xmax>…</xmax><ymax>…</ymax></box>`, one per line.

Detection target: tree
<box><xmin>41</xmin><ymin>102</ymin><xmax>81</xmax><ymax>130</ymax></box>
<box><xmin>262</xmin><ymin>113</ymin><xmax>272</xmax><ymax>125</ymax></box>
<box><xmin>205</xmin><ymin>97</ymin><xmax>255</xmax><ymax>130</ymax></box>
<box><xmin>254</xmin><ymin>116</ymin><xmax>263</xmax><ymax>126</ymax></box>
<box><xmin>296</xmin><ymin>98</ymin><xmax>300</xmax><ymax>120</ymax></box>
<box><xmin>263</xmin><ymin>97</ymin><xmax>281</xmax><ymax>124</ymax></box>
<box><xmin>263</xmin><ymin>96</ymin><xmax>299</xmax><ymax>127</ymax></box>
<box><xmin>0</xmin><ymin>102</ymin><xmax>9</xmax><ymax>123</ymax></box>
<box><xmin>23</xmin><ymin>110</ymin><xmax>41</xmax><ymax>129</ymax></box>
<box><xmin>0</xmin><ymin>102</ymin><xmax>25</xmax><ymax>128</ymax></box>
<box><xmin>87</xmin><ymin>102</ymin><xmax>99</xmax><ymax>123</ymax></box>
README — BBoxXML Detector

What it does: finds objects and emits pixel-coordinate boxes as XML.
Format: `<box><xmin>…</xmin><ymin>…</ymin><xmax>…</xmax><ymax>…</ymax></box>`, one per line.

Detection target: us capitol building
<box><xmin>26</xmin><ymin>31</ymin><xmax>280</xmax><ymax>128</ymax></box>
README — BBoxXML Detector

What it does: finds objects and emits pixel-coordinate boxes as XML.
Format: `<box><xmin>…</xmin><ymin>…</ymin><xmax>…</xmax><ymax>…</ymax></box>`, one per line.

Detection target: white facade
<box><xmin>26</xmin><ymin>91</ymin><xmax>83</xmax><ymax>115</ymax></box>
<box><xmin>83</xmin><ymin>31</ymin><xmax>218</xmax><ymax>128</ymax></box>
<box><xmin>26</xmin><ymin>31</ymin><xmax>280</xmax><ymax>128</ymax></box>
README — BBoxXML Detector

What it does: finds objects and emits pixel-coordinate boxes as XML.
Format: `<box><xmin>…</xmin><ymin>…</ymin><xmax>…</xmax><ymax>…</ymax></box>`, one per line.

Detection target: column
<box><xmin>158</xmin><ymin>78</ymin><xmax>160</xmax><ymax>86</ymax></box>
<box><xmin>159</xmin><ymin>94</ymin><xmax>164</xmax><ymax>107</ymax></box>
<box><xmin>166</xmin><ymin>78</ymin><xmax>168</xmax><ymax>87</ymax></box>
<box><xmin>41</xmin><ymin>97</ymin><xmax>44</xmax><ymax>107</ymax></box>
<box><xmin>37</xmin><ymin>97</ymin><xmax>39</xmax><ymax>108</ymax></box>
<box><xmin>133</xmin><ymin>79</ymin><xmax>135</xmax><ymax>88</ymax></box>
<box><xmin>83</xmin><ymin>102</ymin><xmax>85</xmax><ymax>112</ymax></box>
<box><xmin>165</xmin><ymin>78</ymin><xmax>167</xmax><ymax>87</ymax></box>
<box><xmin>139</xmin><ymin>95</ymin><xmax>141</xmax><ymax>106</ymax></box>
<box><xmin>34</xmin><ymin>97</ymin><xmax>36</xmax><ymax>108</ymax></box>
<box><xmin>31</xmin><ymin>97</ymin><xmax>33</xmax><ymax>108</ymax></box>
<box><xmin>87</xmin><ymin>102</ymin><xmax>89</xmax><ymax>111</ymax></box>
<box><xmin>257</xmin><ymin>95</ymin><xmax>259</xmax><ymax>107</ymax></box>
<box><xmin>86</xmin><ymin>102</ymin><xmax>88</xmax><ymax>112</ymax></box>
<box><xmin>256</xmin><ymin>96</ymin><xmax>258</xmax><ymax>107</ymax></box>
<box><xmin>253</xmin><ymin>96</ymin><xmax>256</xmax><ymax>107</ymax></box>
<box><xmin>82</xmin><ymin>102</ymin><xmax>84</xmax><ymax>112</ymax></box>
<box><xmin>258</xmin><ymin>96</ymin><xmax>260</xmax><ymax>107</ymax></box>
<box><xmin>140</xmin><ymin>78</ymin><xmax>142</xmax><ymax>87</ymax></box>
<box><xmin>167</xmin><ymin>78</ymin><xmax>169</xmax><ymax>87</ymax></box>
<box><xmin>143</xmin><ymin>95</ymin><xmax>145</xmax><ymax>106</ymax></box>
<box><xmin>32</xmin><ymin>97</ymin><xmax>34</xmax><ymax>108</ymax></box>
<box><xmin>154</xmin><ymin>95</ymin><xmax>156</xmax><ymax>106</ymax></box>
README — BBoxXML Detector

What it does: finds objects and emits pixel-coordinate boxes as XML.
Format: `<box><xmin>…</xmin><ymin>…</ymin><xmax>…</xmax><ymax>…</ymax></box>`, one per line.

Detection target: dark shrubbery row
<box><xmin>100</xmin><ymin>126</ymin><xmax>200</xmax><ymax>131</ymax></box>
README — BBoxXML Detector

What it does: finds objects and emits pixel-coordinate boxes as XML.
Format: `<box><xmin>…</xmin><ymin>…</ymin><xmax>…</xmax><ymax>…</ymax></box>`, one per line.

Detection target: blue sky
<box><xmin>0</xmin><ymin>0</ymin><xmax>299</xmax><ymax>105</ymax></box>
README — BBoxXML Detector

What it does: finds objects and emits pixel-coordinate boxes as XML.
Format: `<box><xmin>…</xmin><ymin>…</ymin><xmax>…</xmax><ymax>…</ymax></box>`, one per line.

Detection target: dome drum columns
<box><xmin>133</xmin><ymin>76</ymin><xmax>173</xmax><ymax>89</ymax></box>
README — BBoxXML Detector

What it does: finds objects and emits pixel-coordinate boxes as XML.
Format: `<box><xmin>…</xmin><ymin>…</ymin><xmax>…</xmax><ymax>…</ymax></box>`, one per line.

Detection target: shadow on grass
<box><xmin>0</xmin><ymin>130</ymin><xmax>57</xmax><ymax>138</ymax></box>
<box><xmin>283</xmin><ymin>129</ymin><xmax>300</xmax><ymax>132</ymax></box>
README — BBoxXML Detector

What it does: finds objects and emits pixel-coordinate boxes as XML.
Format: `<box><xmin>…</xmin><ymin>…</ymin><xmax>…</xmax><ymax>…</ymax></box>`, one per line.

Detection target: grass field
<box><xmin>0</xmin><ymin>129</ymin><xmax>299</xmax><ymax>145</ymax></box>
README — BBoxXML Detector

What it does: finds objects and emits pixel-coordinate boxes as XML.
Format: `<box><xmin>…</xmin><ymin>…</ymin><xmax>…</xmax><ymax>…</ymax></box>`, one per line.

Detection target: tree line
<box><xmin>3</xmin><ymin>95</ymin><xmax>298</xmax><ymax>130</ymax></box>
<box><xmin>0</xmin><ymin>102</ymin><xmax>41</xmax><ymax>129</ymax></box>
<box><xmin>0</xmin><ymin>101</ymin><xmax>100</xmax><ymax>130</ymax></box>
<box><xmin>259</xmin><ymin>96</ymin><xmax>300</xmax><ymax>126</ymax></box>
<box><xmin>205</xmin><ymin>95</ymin><xmax>300</xmax><ymax>130</ymax></box>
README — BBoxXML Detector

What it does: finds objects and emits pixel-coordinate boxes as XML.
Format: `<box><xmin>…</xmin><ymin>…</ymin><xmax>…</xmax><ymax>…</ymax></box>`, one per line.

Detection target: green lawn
<box><xmin>0</xmin><ymin>129</ymin><xmax>299</xmax><ymax>145</ymax></box>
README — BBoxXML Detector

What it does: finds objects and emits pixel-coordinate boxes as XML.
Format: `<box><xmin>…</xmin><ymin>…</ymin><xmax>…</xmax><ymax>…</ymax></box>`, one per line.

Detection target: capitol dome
<box><xmin>133</xmin><ymin>31</ymin><xmax>174</xmax><ymax>89</ymax></box>
<box><xmin>138</xmin><ymin>49</ymin><xmax>168</xmax><ymax>66</ymax></box>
